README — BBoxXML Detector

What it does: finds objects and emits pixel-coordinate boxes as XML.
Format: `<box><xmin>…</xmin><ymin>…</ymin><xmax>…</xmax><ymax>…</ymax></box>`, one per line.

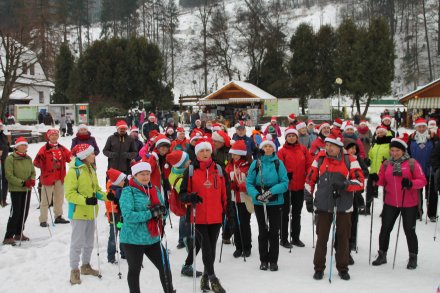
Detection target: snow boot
<box><xmin>210</xmin><ymin>277</ymin><xmax>226</xmax><ymax>293</ymax></box>
<box><xmin>291</xmin><ymin>239</ymin><xmax>305</xmax><ymax>247</ymax></box>
<box><xmin>181</xmin><ymin>264</ymin><xmax>202</xmax><ymax>277</ymax></box>
<box><xmin>54</xmin><ymin>216</ymin><xmax>70</xmax><ymax>224</ymax></box>
<box><xmin>407</xmin><ymin>253</ymin><xmax>417</xmax><ymax>270</ymax></box>
<box><xmin>233</xmin><ymin>249</ymin><xmax>242</xmax><ymax>258</ymax></box>
<box><xmin>80</xmin><ymin>264</ymin><xmax>100</xmax><ymax>276</ymax></box>
<box><xmin>313</xmin><ymin>271</ymin><xmax>323</xmax><ymax>280</ymax></box>
<box><xmin>3</xmin><ymin>238</ymin><xmax>16</xmax><ymax>246</ymax></box>
<box><xmin>269</xmin><ymin>262</ymin><xmax>278</xmax><ymax>271</ymax></box>
<box><xmin>14</xmin><ymin>234</ymin><xmax>29</xmax><ymax>241</ymax></box>
<box><xmin>372</xmin><ymin>250</ymin><xmax>387</xmax><ymax>266</ymax></box>
<box><xmin>70</xmin><ymin>269</ymin><xmax>81</xmax><ymax>285</ymax></box>
<box><xmin>243</xmin><ymin>250</ymin><xmax>251</xmax><ymax>257</ymax></box>
<box><xmin>338</xmin><ymin>271</ymin><xmax>350</xmax><ymax>280</ymax></box>
<box><xmin>200</xmin><ymin>274</ymin><xmax>210</xmax><ymax>292</ymax></box>
<box><xmin>280</xmin><ymin>240</ymin><xmax>293</xmax><ymax>249</ymax></box>
<box><xmin>40</xmin><ymin>222</ymin><xmax>48</xmax><ymax>227</ymax></box>
<box><xmin>260</xmin><ymin>262</ymin><xmax>268</xmax><ymax>271</ymax></box>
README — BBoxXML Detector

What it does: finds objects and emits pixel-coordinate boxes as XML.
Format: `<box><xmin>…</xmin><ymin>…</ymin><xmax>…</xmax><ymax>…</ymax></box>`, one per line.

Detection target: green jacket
<box><xmin>168</xmin><ymin>167</ymin><xmax>185</xmax><ymax>193</ymax></box>
<box><xmin>368</xmin><ymin>142</ymin><xmax>390</xmax><ymax>174</ymax></box>
<box><xmin>65</xmin><ymin>158</ymin><xmax>107</xmax><ymax>220</ymax></box>
<box><xmin>5</xmin><ymin>152</ymin><xmax>36</xmax><ymax>192</ymax></box>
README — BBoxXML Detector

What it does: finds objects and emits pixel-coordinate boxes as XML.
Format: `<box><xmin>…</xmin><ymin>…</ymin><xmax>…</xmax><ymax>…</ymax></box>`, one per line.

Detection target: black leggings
<box><xmin>185</xmin><ymin>224</ymin><xmax>221</xmax><ymax>276</ymax></box>
<box><xmin>233</xmin><ymin>202</ymin><xmax>252</xmax><ymax>251</ymax></box>
<box><xmin>280</xmin><ymin>190</ymin><xmax>304</xmax><ymax>242</ymax></box>
<box><xmin>255</xmin><ymin>204</ymin><xmax>281</xmax><ymax>263</ymax></box>
<box><xmin>123</xmin><ymin>242</ymin><xmax>174</xmax><ymax>293</ymax></box>
<box><xmin>4</xmin><ymin>191</ymin><xmax>31</xmax><ymax>239</ymax></box>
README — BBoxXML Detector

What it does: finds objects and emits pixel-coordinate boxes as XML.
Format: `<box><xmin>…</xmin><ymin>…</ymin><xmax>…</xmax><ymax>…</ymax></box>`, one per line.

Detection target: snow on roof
<box><xmin>0</xmin><ymin>89</ymin><xmax>31</xmax><ymax>100</ymax></box>
<box><xmin>400</xmin><ymin>77</ymin><xmax>440</xmax><ymax>101</ymax></box>
<box><xmin>201</xmin><ymin>80</ymin><xmax>277</xmax><ymax>101</ymax></box>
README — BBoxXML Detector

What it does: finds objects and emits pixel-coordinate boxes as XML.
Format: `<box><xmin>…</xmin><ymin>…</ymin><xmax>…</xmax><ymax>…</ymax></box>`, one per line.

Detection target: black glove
<box><xmin>401</xmin><ymin>178</ymin><xmax>413</xmax><ymax>189</ymax></box>
<box><xmin>256</xmin><ymin>190</ymin><xmax>272</xmax><ymax>203</ymax></box>
<box><xmin>287</xmin><ymin>172</ymin><xmax>293</xmax><ymax>180</ymax></box>
<box><xmin>182</xmin><ymin>192</ymin><xmax>203</xmax><ymax>204</ymax></box>
<box><xmin>369</xmin><ymin>173</ymin><xmax>379</xmax><ymax>183</ymax></box>
<box><xmin>85</xmin><ymin>197</ymin><xmax>98</xmax><ymax>205</ymax></box>
<box><xmin>305</xmin><ymin>197</ymin><xmax>314</xmax><ymax>213</ymax></box>
<box><xmin>107</xmin><ymin>192</ymin><xmax>115</xmax><ymax>201</ymax></box>
<box><xmin>150</xmin><ymin>205</ymin><xmax>167</xmax><ymax>219</ymax></box>
<box><xmin>332</xmin><ymin>181</ymin><xmax>347</xmax><ymax>192</ymax></box>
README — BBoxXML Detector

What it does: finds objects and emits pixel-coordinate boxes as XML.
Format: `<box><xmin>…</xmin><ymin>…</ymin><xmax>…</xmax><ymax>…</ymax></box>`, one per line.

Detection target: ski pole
<box><xmin>329</xmin><ymin>198</ymin><xmax>337</xmax><ymax>284</ymax></box>
<box><xmin>289</xmin><ymin>190</ymin><xmax>292</xmax><ymax>253</ymax></box>
<box><xmin>94</xmin><ymin>204</ymin><xmax>103</xmax><ymax>278</ymax></box>
<box><xmin>33</xmin><ymin>186</ymin><xmax>51</xmax><ymax>237</ymax></box>
<box><xmin>19</xmin><ymin>190</ymin><xmax>30</xmax><ymax>247</ymax></box>
<box><xmin>368</xmin><ymin>197</ymin><xmax>374</xmax><ymax>265</ymax></box>
<box><xmin>393</xmin><ymin>189</ymin><xmax>406</xmax><ymax>270</ymax></box>
<box><xmin>42</xmin><ymin>185</ymin><xmax>55</xmax><ymax>227</ymax></box>
<box><xmin>219</xmin><ymin>214</ymin><xmax>227</xmax><ymax>263</ymax></box>
<box><xmin>110</xmin><ymin>201</ymin><xmax>122</xmax><ymax>279</ymax></box>
<box><xmin>426</xmin><ymin>168</ymin><xmax>432</xmax><ymax>224</ymax></box>
<box><xmin>192</xmin><ymin>206</ymin><xmax>197</xmax><ymax>293</ymax></box>
<box><xmin>157</xmin><ymin>221</ymin><xmax>171</xmax><ymax>293</ymax></box>
<box><xmin>235</xmin><ymin>201</ymin><xmax>246</xmax><ymax>262</ymax></box>
<box><xmin>167</xmin><ymin>191</ymin><xmax>173</xmax><ymax>229</ymax></box>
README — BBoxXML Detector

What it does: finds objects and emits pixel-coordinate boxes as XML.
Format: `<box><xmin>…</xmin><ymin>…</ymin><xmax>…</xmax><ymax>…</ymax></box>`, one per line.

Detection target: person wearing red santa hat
<box><xmin>129</xmin><ymin>126</ymin><xmax>144</xmax><ymax>162</ymax></box>
<box><xmin>342</xmin><ymin>121</ymin><xmax>366</xmax><ymax>160</ymax></box>
<box><xmin>407</xmin><ymin>117</ymin><xmax>438</xmax><ymax>221</ymax></box>
<box><xmin>332</xmin><ymin>118</ymin><xmax>343</xmax><ymax>137</ymax></box>
<box><xmin>71</xmin><ymin>124</ymin><xmax>100</xmax><ymax>156</ymax></box>
<box><xmin>296</xmin><ymin>121</ymin><xmax>312</xmax><ymax>149</ymax></box>
<box><xmin>380</xmin><ymin>115</ymin><xmax>398</xmax><ymax>138</ymax></box>
<box><xmin>372</xmin><ymin>134</ymin><xmax>427</xmax><ymax>270</ymax></box>
<box><xmin>428</xmin><ymin>118</ymin><xmax>440</xmax><ymax>137</ymax></box>
<box><xmin>263</xmin><ymin>116</ymin><xmax>282</xmax><ymax>137</ymax></box>
<box><xmin>34</xmin><ymin>128</ymin><xmax>72</xmax><ymax>227</ymax></box>
<box><xmin>212</xmin><ymin>130</ymin><xmax>231</xmax><ymax>169</ymax></box>
<box><xmin>190</xmin><ymin>119</ymin><xmax>204</xmax><ymax>137</ymax></box>
<box><xmin>179</xmin><ymin>138</ymin><xmax>229</xmax><ymax>292</ymax></box>
<box><xmin>3</xmin><ymin>137</ymin><xmax>35</xmax><ymax>245</ymax></box>
<box><xmin>357</xmin><ymin>120</ymin><xmax>373</xmax><ymax>156</ymax></box>
<box><xmin>170</xmin><ymin>127</ymin><xmax>189</xmax><ymax>152</ymax></box>
<box><xmin>141</xmin><ymin>113</ymin><xmax>160</xmax><ymax>141</ymax></box>
<box><xmin>287</xmin><ymin>114</ymin><xmax>297</xmax><ymax>126</ymax></box>
<box><xmin>277</xmin><ymin>126</ymin><xmax>313</xmax><ymax>249</ymax></box>
<box><xmin>310</xmin><ymin>122</ymin><xmax>331</xmax><ymax>157</ymax></box>
<box><xmin>186</xmin><ymin>132</ymin><xmax>203</xmax><ymax>162</ymax></box>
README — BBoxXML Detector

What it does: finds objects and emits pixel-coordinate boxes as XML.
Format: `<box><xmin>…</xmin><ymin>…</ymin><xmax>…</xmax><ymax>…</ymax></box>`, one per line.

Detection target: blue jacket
<box><xmin>119</xmin><ymin>182</ymin><xmax>166</xmax><ymax>245</ymax></box>
<box><xmin>246</xmin><ymin>154</ymin><xmax>288</xmax><ymax>206</ymax></box>
<box><xmin>408</xmin><ymin>137</ymin><xmax>437</xmax><ymax>176</ymax></box>
<box><xmin>232</xmin><ymin>133</ymin><xmax>257</xmax><ymax>158</ymax></box>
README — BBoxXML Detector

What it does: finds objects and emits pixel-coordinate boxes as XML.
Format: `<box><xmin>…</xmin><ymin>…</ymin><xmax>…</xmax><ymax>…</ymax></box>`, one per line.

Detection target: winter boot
<box><xmin>80</xmin><ymin>264</ymin><xmax>100</xmax><ymax>276</ymax></box>
<box><xmin>280</xmin><ymin>240</ymin><xmax>293</xmax><ymax>249</ymax></box>
<box><xmin>291</xmin><ymin>239</ymin><xmax>305</xmax><ymax>247</ymax></box>
<box><xmin>14</xmin><ymin>234</ymin><xmax>30</xmax><ymax>241</ymax></box>
<box><xmin>338</xmin><ymin>271</ymin><xmax>350</xmax><ymax>280</ymax></box>
<box><xmin>313</xmin><ymin>271</ymin><xmax>323</xmax><ymax>280</ymax></box>
<box><xmin>372</xmin><ymin>250</ymin><xmax>387</xmax><ymax>266</ymax></box>
<box><xmin>210</xmin><ymin>277</ymin><xmax>226</xmax><ymax>293</ymax></box>
<box><xmin>181</xmin><ymin>264</ymin><xmax>202</xmax><ymax>277</ymax></box>
<box><xmin>54</xmin><ymin>216</ymin><xmax>70</xmax><ymax>224</ymax></box>
<box><xmin>243</xmin><ymin>250</ymin><xmax>251</xmax><ymax>257</ymax></box>
<box><xmin>40</xmin><ymin>222</ymin><xmax>48</xmax><ymax>227</ymax></box>
<box><xmin>3</xmin><ymin>238</ymin><xmax>16</xmax><ymax>246</ymax></box>
<box><xmin>259</xmin><ymin>262</ymin><xmax>268</xmax><ymax>271</ymax></box>
<box><xmin>407</xmin><ymin>253</ymin><xmax>417</xmax><ymax>270</ymax></box>
<box><xmin>269</xmin><ymin>262</ymin><xmax>278</xmax><ymax>271</ymax></box>
<box><xmin>70</xmin><ymin>269</ymin><xmax>81</xmax><ymax>285</ymax></box>
<box><xmin>233</xmin><ymin>249</ymin><xmax>242</xmax><ymax>258</ymax></box>
<box><xmin>348</xmin><ymin>254</ymin><xmax>354</xmax><ymax>265</ymax></box>
<box><xmin>200</xmin><ymin>274</ymin><xmax>210</xmax><ymax>292</ymax></box>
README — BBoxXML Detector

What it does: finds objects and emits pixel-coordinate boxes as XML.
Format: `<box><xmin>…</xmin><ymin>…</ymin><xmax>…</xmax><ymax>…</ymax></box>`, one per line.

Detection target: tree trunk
<box><xmin>355</xmin><ymin>95</ymin><xmax>361</xmax><ymax>116</ymax></box>
<box><xmin>362</xmin><ymin>95</ymin><xmax>372</xmax><ymax>118</ymax></box>
<box><xmin>438</xmin><ymin>0</ymin><xmax>440</xmax><ymax>55</ymax></box>
<box><xmin>422</xmin><ymin>0</ymin><xmax>433</xmax><ymax>81</ymax></box>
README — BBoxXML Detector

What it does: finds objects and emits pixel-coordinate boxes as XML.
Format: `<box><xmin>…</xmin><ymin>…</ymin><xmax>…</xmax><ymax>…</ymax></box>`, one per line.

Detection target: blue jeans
<box><xmin>178</xmin><ymin>215</ymin><xmax>190</xmax><ymax>245</ymax></box>
<box><xmin>108</xmin><ymin>223</ymin><xmax>124</xmax><ymax>262</ymax></box>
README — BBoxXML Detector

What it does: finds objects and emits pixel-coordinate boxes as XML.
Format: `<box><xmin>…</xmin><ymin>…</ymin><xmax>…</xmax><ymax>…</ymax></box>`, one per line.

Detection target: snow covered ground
<box><xmin>0</xmin><ymin>125</ymin><xmax>439</xmax><ymax>293</ymax></box>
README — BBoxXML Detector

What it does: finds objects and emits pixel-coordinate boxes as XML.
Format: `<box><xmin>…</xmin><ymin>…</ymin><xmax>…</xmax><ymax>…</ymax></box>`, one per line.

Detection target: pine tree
<box><xmin>315</xmin><ymin>25</ymin><xmax>336</xmax><ymax>99</ymax></box>
<box><xmin>53</xmin><ymin>43</ymin><xmax>75</xmax><ymax>103</ymax></box>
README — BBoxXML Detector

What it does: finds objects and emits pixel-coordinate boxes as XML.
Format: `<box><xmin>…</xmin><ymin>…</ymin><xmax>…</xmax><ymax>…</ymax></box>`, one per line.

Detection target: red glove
<box><xmin>24</xmin><ymin>179</ymin><xmax>35</xmax><ymax>188</ymax></box>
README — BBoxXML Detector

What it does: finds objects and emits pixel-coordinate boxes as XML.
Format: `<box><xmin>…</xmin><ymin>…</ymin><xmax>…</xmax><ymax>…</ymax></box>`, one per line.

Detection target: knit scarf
<box><xmin>343</xmin><ymin>133</ymin><xmax>359</xmax><ymax>140</ymax></box>
<box><xmin>129</xmin><ymin>178</ymin><xmax>162</xmax><ymax>237</ymax></box>
<box><xmin>77</xmin><ymin>132</ymin><xmax>91</xmax><ymax>141</ymax></box>
<box><xmin>414</xmin><ymin>130</ymin><xmax>430</xmax><ymax>145</ymax></box>
<box><xmin>15</xmin><ymin>151</ymin><xmax>27</xmax><ymax>157</ymax></box>
<box><xmin>357</xmin><ymin>126</ymin><xmax>369</xmax><ymax>135</ymax></box>
<box><xmin>389</xmin><ymin>153</ymin><xmax>411</xmax><ymax>176</ymax></box>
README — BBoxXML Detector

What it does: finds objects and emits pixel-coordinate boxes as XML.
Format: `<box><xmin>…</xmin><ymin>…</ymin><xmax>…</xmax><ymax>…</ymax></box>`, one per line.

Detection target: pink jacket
<box><xmin>377</xmin><ymin>159</ymin><xmax>427</xmax><ymax>208</ymax></box>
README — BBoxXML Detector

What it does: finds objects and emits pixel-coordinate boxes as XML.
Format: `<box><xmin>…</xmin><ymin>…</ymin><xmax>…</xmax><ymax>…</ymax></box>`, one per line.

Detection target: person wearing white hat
<box><xmin>296</xmin><ymin>121</ymin><xmax>312</xmax><ymax>149</ymax></box>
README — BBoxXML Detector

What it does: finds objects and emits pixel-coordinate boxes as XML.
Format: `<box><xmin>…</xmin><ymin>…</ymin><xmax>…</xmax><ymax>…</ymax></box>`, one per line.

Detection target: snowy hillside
<box><xmin>0</xmin><ymin>125</ymin><xmax>439</xmax><ymax>293</ymax></box>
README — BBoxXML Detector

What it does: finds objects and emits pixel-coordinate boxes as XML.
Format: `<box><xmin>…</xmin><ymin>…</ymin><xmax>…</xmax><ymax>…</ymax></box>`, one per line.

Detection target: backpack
<box><xmin>316</xmin><ymin>153</ymin><xmax>351</xmax><ymax>181</ymax></box>
<box><xmin>254</xmin><ymin>158</ymin><xmax>280</xmax><ymax>176</ymax></box>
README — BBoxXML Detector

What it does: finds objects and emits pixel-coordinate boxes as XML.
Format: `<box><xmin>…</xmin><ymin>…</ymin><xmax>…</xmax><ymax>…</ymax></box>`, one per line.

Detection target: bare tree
<box><xmin>422</xmin><ymin>0</ymin><xmax>433</xmax><ymax>81</ymax></box>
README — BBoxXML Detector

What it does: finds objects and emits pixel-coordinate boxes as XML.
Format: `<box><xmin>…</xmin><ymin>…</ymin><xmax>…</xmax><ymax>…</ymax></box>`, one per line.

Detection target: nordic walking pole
<box><xmin>393</xmin><ymin>188</ymin><xmax>406</xmax><ymax>270</ymax></box>
<box><xmin>110</xmin><ymin>201</ymin><xmax>122</xmax><ymax>279</ymax></box>
<box><xmin>33</xmin><ymin>186</ymin><xmax>51</xmax><ymax>237</ymax></box>
<box><xmin>434</xmin><ymin>191</ymin><xmax>440</xmax><ymax>241</ymax></box>
<box><xmin>94</xmin><ymin>203</ymin><xmax>102</xmax><ymax>278</ymax></box>
<box><xmin>369</xmin><ymin>197</ymin><xmax>375</xmax><ymax>265</ymax></box>
<box><xmin>19</xmin><ymin>190</ymin><xmax>30</xmax><ymax>246</ymax></box>
<box><xmin>167</xmin><ymin>191</ymin><xmax>173</xmax><ymax>229</ymax></box>
<box><xmin>192</xmin><ymin>205</ymin><xmax>197</xmax><ymax>293</ymax></box>
<box><xmin>157</xmin><ymin>220</ymin><xmax>171</xmax><ymax>293</ymax></box>
<box><xmin>426</xmin><ymin>167</ymin><xmax>432</xmax><ymax>224</ymax></box>
<box><xmin>219</xmin><ymin>214</ymin><xmax>227</xmax><ymax>263</ymax></box>
<box><xmin>42</xmin><ymin>185</ymin><xmax>55</xmax><ymax>227</ymax></box>
<box><xmin>289</xmin><ymin>190</ymin><xmax>292</xmax><ymax>253</ymax></box>
<box><xmin>235</xmin><ymin>201</ymin><xmax>246</xmax><ymax>262</ymax></box>
<box><xmin>329</xmin><ymin>192</ymin><xmax>338</xmax><ymax>284</ymax></box>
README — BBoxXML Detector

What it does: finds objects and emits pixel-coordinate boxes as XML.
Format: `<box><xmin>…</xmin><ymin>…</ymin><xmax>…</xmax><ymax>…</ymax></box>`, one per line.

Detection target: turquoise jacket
<box><xmin>246</xmin><ymin>154</ymin><xmax>288</xmax><ymax>206</ymax></box>
<box><xmin>119</xmin><ymin>181</ymin><xmax>167</xmax><ymax>245</ymax></box>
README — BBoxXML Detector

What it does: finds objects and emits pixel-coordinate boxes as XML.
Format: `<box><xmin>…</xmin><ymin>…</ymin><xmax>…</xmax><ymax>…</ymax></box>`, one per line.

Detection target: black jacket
<box><xmin>103</xmin><ymin>133</ymin><xmax>137</xmax><ymax>173</ymax></box>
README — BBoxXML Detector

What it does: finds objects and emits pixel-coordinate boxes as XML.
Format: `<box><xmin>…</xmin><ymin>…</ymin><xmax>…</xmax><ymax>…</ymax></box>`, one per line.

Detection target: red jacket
<box><xmin>170</xmin><ymin>138</ymin><xmax>189</xmax><ymax>152</ymax></box>
<box><xmin>277</xmin><ymin>142</ymin><xmax>313</xmax><ymax>191</ymax></box>
<box><xmin>310</xmin><ymin>137</ymin><xmax>325</xmax><ymax>157</ymax></box>
<box><xmin>180</xmin><ymin>161</ymin><xmax>227</xmax><ymax>224</ymax></box>
<box><xmin>225</xmin><ymin>159</ymin><xmax>249</xmax><ymax>203</ymax></box>
<box><xmin>34</xmin><ymin>143</ymin><xmax>71</xmax><ymax>185</ymax></box>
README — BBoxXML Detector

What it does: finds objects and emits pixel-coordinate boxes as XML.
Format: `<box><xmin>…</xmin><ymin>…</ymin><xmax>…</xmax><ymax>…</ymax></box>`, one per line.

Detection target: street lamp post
<box><xmin>335</xmin><ymin>77</ymin><xmax>343</xmax><ymax>114</ymax></box>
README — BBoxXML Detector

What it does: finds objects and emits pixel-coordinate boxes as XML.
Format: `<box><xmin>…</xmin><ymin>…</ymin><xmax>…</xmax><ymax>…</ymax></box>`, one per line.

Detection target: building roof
<box><xmin>0</xmin><ymin>89</ymin><xmax>31</xmax><ymax>100</ymax></box>
<box><xmin>399</xmin><ymin>77</ymin><xmax>440</xmax><ymax>104</ymax></box>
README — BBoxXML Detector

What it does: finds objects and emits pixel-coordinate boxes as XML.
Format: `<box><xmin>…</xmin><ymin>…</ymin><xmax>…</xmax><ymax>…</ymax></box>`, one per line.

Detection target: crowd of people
<box><xmin>1</xmin><ymin>110</ymin><xmax>439</xmax><ymax>292</ymax></box>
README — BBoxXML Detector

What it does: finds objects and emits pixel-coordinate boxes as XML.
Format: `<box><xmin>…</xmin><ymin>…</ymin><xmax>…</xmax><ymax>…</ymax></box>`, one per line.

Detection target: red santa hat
<box><xmin>130</xmin><ymin>125</ymin><xmax>139</xmax><ymax>133</ymax></box>
<box><xmin>14</xmin><ymin>136</ymin><xmax>28</xmax><ymax>147</ymax></box>
<box><xmin>149</xmin><ymin>130</ymin><xmax>159</xmax><ymax>139</ymax></box>
<box><xmin>271</xmin><ymin>116</ymin><xmax>277</xmax><ymax>123</ymax></box>
<box><xmin>116</xmin><ymin>120</ymin><xmax>128</xmax><ymax>129</ymax></box>
<box><xmin>318</xmin><ymin>122</ymin><xmax>331</xmax><ymax>134</ymax></box>
<box><xmin>259</xmin><ymin>134</ymin><xmax>276</xmax><ymax>150</ymax></box>
<box><xmin>78</xmin><ymin>124</ymin><xmax>89</xmax><ymax>131</ymax></box>
<box><xmin>359</xmin><ymin>120</ymin><xmax>368</xmax><ymax>127</ymax></box>
<box><xmin>106</xmin><ymin>168</ymin><xmax>127</xmax><ymax>186</ymax></box>
<box><xmin>212</xmin><ymin>123</ymin><xmax>222</xmax><ymax>131</ymax></box>
<box><xmin>166</xmin><ymin>127</ymin><xmax>174</xmax><ymax>134</ymax></box>
<box><xmin>382</xmin><ymin>115</ymin><xmax>392</xmax><ymax>123</ymax></box>
<box><xmin>176</xmin><ymin>127</ymin><xmax>185</xmax><ymax>134</ymax></box>
<box><xmin>375</xmin><ymin>125</ymin><xmax>388</xmax><ymax>135</ymax></box>
<box><xmin>131</xmin><ymin>162</ymin><xmax>152</xmax><ymax>175</ymax></box>
<box><xmin>428</xmin><ymin>118</ymin><xmax>437</xmax><ymax>127</ymax></box>
<box><xmin>344</xmin><ymin>121</ymin><xmax>355</xmax><ymax>131</ymax></box>
<box><xmin>166</xmin><ymin>150</ymin><xmax>189</xmax><ymax>168</ymax></box>
<box><xmin>287</xmin><ymin>113</ymin><xmax>296</xmax><ymax>122</ymax></box>
<box><xmin>296</xmin><ymin>121</ymin><xmax>306</xmax><ymax>130</ymax></box>
<box><xmin>195</xmin><ymin>119</ymin><xmax>202</xmax><ymax>125</ymax></box>
<box><xmin>390</xmin><ymin>133</ymin><xmax>409</xmax><ymax>151</ymax></box>
<box><xmin>190</xmin><ymin>132</ymin><xmax>203</xmax><ymax>143</ymax></box>
<box><xmin>46</xmin><ymin>128</ymin><xmax>59</xmax><ymax>140</ymax></box>
<box><xmin>333</xmin><ymin>118</ymin><xmax>343</xmax><ymax>128</ymax></box>
<box><xmin>212</xmin><ymin>130</ymin><xmax>231</xmax><ymax>148</ymax></box>
<box><xmin>235</xmin><ymin>121</ymin><xmax>245</xmax><ymax>129</ymax></box>
<box><xmin>307</xmin><ymin>120</ymin><xmax>315</xmax><ymax>127</ymax></box>
<box><xmin>414</xmin><ymin>117</ymin><xmax>427</xmax><ymax>128</ymax></box>
<box><xmin>148</xmin><ymin>113</ymin><xmax>156</xmax><ymax>121</ymax></box>
<box><xmin>72</xmin><ymin>143</ymin><xmax>95</xmax><ymax>160</ymax></box>
<box><xmin>0</xmin><ymin>120</ymin><xmax>3</xmax><ymax>126</ymax></box>
<box><xmin>324</xmin><ymin>133</ymin><xmax>344</xmax><ymax>147</ymax></box>
<box><xmin>229</xmin><ymin>140</ymin><xmax>247</xmax><ymax>156</ymax></box>
<box><xmin>155</xmin><ymin>134</ymin><xmax>171</xmax><ymax>148</ymax></box>
<box><xmin>195</xmin><ymin>138</ymin><xmax>213</xmax><ymax>154</ymax></box>
<box><xmin>285</xmin><ymin>126</ymin><xmax>299</xmax><ymax>137</ymax></box>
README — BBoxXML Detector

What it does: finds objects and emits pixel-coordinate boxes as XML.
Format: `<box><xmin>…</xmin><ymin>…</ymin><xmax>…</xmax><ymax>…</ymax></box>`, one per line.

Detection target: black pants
<box><xmin>349</xmin><ymin>207</ymin><xmax>359</xmax><ymax>249</ymax></box>
<box><xmin>280</xmin><ymin>190</ymin><xmax>304</xmax><ymax>242</ymax></box>
<box><xmin>5</xmin><ymin>191</ymin><xmax>31</xmax><ymax>239</ymax></box>
<box><xmin>185</xmin><ymin>224</ymin><xmax>221</xmax><ymax>276</ymax></box>
<box><xmin>222</xmin><ymin>215</ymin><xmax>233</xmax><ymax>240</ymax></box>
<box><xmin>366</xmin><ymin>174</ymin><xmax>378</xmax><ymax>210</ymax></box>
<box><xmin>255</xmin><ymin>204</ymin><xmax>281</xmax><ymax>263</ymax></box>
<box><xmin>233</xmin><ymin>202</ymin><xmax>252</xmax><ymax>251</ymax></box>
<box><xmin>123</xmin><ymin>242</ymin><xmax>174</xmax><ymax>293</ymax></box>
<box><xmin>1</xmin><ymin>160</ymin><xmax>8</xmax><ymax>202</ymax></box>
<box><xmin>425</xmin><ymin>174</ymin><xmax>438</xmax><ymax>218</ymax></box>
<box><xmin>378</xmin><ymin>204</ymin><xmax>418</xmax><ymax>254</ymax></box>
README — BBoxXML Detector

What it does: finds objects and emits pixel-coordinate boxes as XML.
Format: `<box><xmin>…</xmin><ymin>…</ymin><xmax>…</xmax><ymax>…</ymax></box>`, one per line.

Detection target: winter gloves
<box><xmin>256</xmin><ymin>190</ymin><xmax>273</xmax><ymax>203</ymax></box>
<box><xmin>85</xmin><ymin>197</ymin><xmax>98</xmax><ymax>205</ymax></box>
<box><xmin>401</xmin><ymin>178</ymin><xmax>413</xmax><ymax>189</ymax></box>
<box><xmin>181</xmin><ymin>192</ymin><xmax>203</xmax><ymax>204</ymax></box>
<box><xmin>332</xmin><ymin>181</ymin><xmax>347</xmax><ymax>192</ymax></box>
<box><xmin>106</xmin><ymin>192</ymin><xmax>115</xmax><ymax>201</ymax></box>
<box><xmin>150</xmin><ymin>205</ymin><xmax>167</xmax><ymax>219</ymax></box>
<box><xmin>287</xmin><ymin>172</ymin><xmax>293</xmax><ymax>180</ymax></box>
<box><xmin>23</xmin><ymin>179</ymin><xmax>35</xmax><ymax>188</ymax></box>
<box><xmin>305</xmin><ymin>197</ymin><xmax>314</xmax><ymax>213</ymax></box>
